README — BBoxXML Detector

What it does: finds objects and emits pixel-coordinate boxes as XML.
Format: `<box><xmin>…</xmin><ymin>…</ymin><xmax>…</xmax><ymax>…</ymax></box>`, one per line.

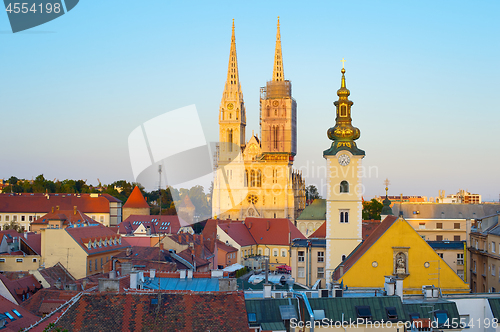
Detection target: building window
<box><xmin>298</xmin><ymin>267</ymin><xmax>305</xmax><ymax>278</ymax></box>
<box><xmin>318</xmin><ymin>252</ymin><xmax>324</xmax><ymax>263</ymax></box>
<box><xmin>454</xmin><ymin>223</ymin><xmax>460</xmax><ymax>229</ymax></box>
<box><xmin>340</xmin><ymin>210</ymin><xmax>349</xmax><ymax>223</ymax></box>
<box><xmin>438</xmin><ymin>253</ymin><xmax>443</xmax><ymax>259</ymax></box>
<box><xmin>493</xmin><ymin>242</ymin><xmax>497</xmax><ymax>253</ymax></box>
<box><xmin>436</xmin><ymin>235</ymin><xmax>443</xmax><ymax>241</ymax></box>
<box><xmin>457</xmin><ymin>254</ymin><xmax>464</xmax><ymax>265</ymax></box>
<box><xmin>29</xmin><ymin>216</ymin><xmax>33</xmax><ymax>222</ymax></box>
<box><xmin>16</xmin><ymin>258</ymin><xmax>23</xmax><ymax>263</ymax></box>
<box><xmin>457</xmin><ymin>270</ymin><xmax>464</xmax><ymax>280</ymax></box>
<box><xmin>317</xmin><ymin>267</ymin><xmax>324</xmax><ymax>279</ymax></box>
<box><xmin>340</xmin><ymin>181</ymin><xmax>349</xmax><ymax>193</ymax></box>
<box><xmin>21</xmin><ymin>216</ymin><xmax>25</xmax><ymax>222</ymax></box>
<box><xmin>32</xmin><ymin>258</ymin><xmax>37</xmax><ymax>263</ymax></box>
<box><xmin>493</xmin><ymin>264</ymin><xmax>496</xmax><ymax>276</ymax></box>
<box><xmin>281</xmin><ymin>249</ymin><xmax>286</xmax><ymax>257</ymax></box>
<box><xmin>419</xmin><ymin>223</ymin><xmax>425</xmax><ymax>229</ymax></box>
<box><xmin>342</xmin><ymin>255</ymin><xmax>346</xmax><ymax>261</ymax></box>
<box><xmin>0</xmin><ymin>259</ymin><xmax>5</xmax><ymax>263</ymax></box>
<box><xmin>473</xmin><ymin>260</ymin><xmax>477</xmax><ymax>273</ymax></box>
<box><xmin>355</xmin><ymin>306</ymin><xmax>372</xmax><ymax>320</ymax></box>
<box><xmin>100</xmin><ymin>216</ymin><xmax>104</xmax><ymax>223</ymax></box>
<box><xmin>12</xmin><ymin>215</ymin><xmax>17</xmax><ymax>222</ymax></box>
<box><xmin>258</xmin><ymin>249</ymin><xmax>262</xmax><ymax>255</ymax></box>
<box><xmin>5</xmin><ymin>216</ymin><xmax>9</xmax><ymax>222</ymax></box>
<box><xmin>298</xmin><ymin>251</ymin><xmax>305</xmax><ymax>262</ymax></box>
<box><xmin>89</xmin><ymin>260</ymin><xmax>92</xmax><ymax>272</ymax></box>
<box><xmin>273</xmin><ymin>250</ymin><xmax>278</xmax><ymax>257</ymax></box>
<box><xmin>436</xmin><ymin>223</ymin><xmax>443</xmax><ymax>229</ymax></box>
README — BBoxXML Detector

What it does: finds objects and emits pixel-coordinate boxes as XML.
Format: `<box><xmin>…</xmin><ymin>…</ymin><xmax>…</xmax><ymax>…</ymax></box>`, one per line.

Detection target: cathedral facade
<box><xmin>212</xmin><ymin>19</ymin><xmax>305</xmax><ymax>222</ymax></box>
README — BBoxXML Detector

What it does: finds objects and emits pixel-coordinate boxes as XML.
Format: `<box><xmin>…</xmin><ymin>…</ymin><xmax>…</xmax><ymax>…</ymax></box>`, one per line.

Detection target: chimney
<box><xmin>159</xmin><ymin>242</ymin><xmax>164</xmax><ymax>251</ymax></box>
<box><xmin>179</xmin><ymin>270</ymin><xmax>186</xmax><ymax>279</ymax></box>
<box><xmin>187</xmin><ymin>270</ymin><xmax>193</xmax><ymax>279</ymax></box>
<box><xmin>56</xmin><ymin>205</ymin><xmax>60</xmax><ymax>211</ymax></box>
<box><xmin>51</xmin><ymin>206</ymin><xmax>54</xmax><ymax>213</ymax></box>
<box><xmin>126</xmin><ymin>247</ymin><xmax>132</xmax><ymax>257</ymax></box>
<box><xmin>178</xmin><ymin>234</ymin><xmax>181</xmax><ymax>243</ymax></box>
<box><xmin>73</xmin><ymin>206</ymin><xmax>77</xmax><ymax>215</ymax></box>
<box><xmin>129</xmin><ymin>271</ymin><xmax>138</xmax><ymax>289</ymax></box>
<box><xmin>150</xmin><ymin>269</ymin><xmax>155</xmax><ymax>279</ymax></box>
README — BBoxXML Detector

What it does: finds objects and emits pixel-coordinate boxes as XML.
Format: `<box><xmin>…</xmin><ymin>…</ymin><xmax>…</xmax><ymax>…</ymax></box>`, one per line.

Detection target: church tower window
<box><xmin>340</xmin><ymin>181</ymin><xmax>349</xmax><ymax>193</ymax></box>
<box><xmin>340</xmin><ymin>105</ymin><xmax>347</xmax><ymax>117</ymax></box>
<box><xmin>340</xmin><ymin>210</ymin><xmax>349</xmax><ymax>223</ymax></box>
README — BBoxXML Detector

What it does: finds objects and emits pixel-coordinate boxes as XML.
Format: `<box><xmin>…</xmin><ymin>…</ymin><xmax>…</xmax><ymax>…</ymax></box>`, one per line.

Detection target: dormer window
<box><xmin>355</xmin><ymin>306</ymin><xmax>372</xmax><ymax>320</ymax></box>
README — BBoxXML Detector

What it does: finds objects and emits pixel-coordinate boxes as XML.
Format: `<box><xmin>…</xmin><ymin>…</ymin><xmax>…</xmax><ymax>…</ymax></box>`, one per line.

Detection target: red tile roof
<box><xmin>218</xmin><ymin>221</ymin><xmax>256</xmax><ymax>247</ymax></box>
<box><xmin>32</xmin><ymin>210</ymin><xmax>99</xmax><ymax>226</ymax></box>
<box><xmin>23</xmin><ymin>232</ymin><xmax>41</xmax><ymax>255</ymax></box>
<box><xmin>0</xmin><ymin>193</ymin><xmax>120</xmax><ymax>214</ymax></box>
<box><xmin>54</xmin><ymin>292</ymin><xmax>249</xmax><ymax>331</ymax></box>
<box><xmin>121</xmin><ymin>236</ymin><xmax>152</xmax><ymax>247</ymax></box>
<box><xmin>244</xmin><ymin>218</ymin><xmax>306</xmax><ymax>245</ymax></box>
<box><xmin>309</xmin><ymin>222</ymin><xmax>326</xmax><ymax>238</ymax></box>
<box><xmin>201</xmin><ymin>219</ymin><xmax>218</xmax><ymax>253</ymax></box>
<box><xmin>0</xmin><ymin>274</ymin><xmax>42</xmax><ymax>304</ymax></box>
<box><xmin>333</xmin><ymin>215</ymin><xmax>398</xmax><ymax>281</ymax></box>
<box><xmin>36</xmin><ymin>262</ymin><xmax>75</xmax><ymax>289</ymax></box>
<box><xmin>0</xmin><ymin>294</ymin><xmax>40</xmax><ymax>331</ymax></box>
<box><xmin>0</xmin><ymin>230</ymin><xmax>23</xmax><ymax>244</ymax></box>
<box><xmin>65</xmin><ymin>224</ymin><xmax>129</xmax><ymax>255</ymax></box>
<box><xmin>122</xmin><ymin>186</ymin><xmax>149</xmax><ymax>209</ymax></box>
<box><xmin>21</xmin><ymin>289</ymin><xmax>79</xmax><ymax>317</ymax></box>
<box><xmin>112</xmin><ymin>246</ymin><xmax>179</xmax><ymax>272</ymax></box>
<box><xmin>120</xmin><ymin>215</ymin><xmax>189</xmax><ymax>235</ymax></box>
<box><xmin>216</xmin><ymin>240</ymin><xmax>238</xmax><ymax>253</ymax></box>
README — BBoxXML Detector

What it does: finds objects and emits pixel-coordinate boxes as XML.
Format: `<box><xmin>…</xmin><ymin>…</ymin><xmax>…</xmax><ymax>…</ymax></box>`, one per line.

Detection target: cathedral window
<box><xmin>256</xmin><ymin>170</ymin><xmax>262</xmax><ymax>187</ymax></box>
<box><xmin>250</xmin><ymin>170</ymin><xmax>256</xmax><ymax>187</ymax></box>
<box><xmin>244</xmin><ymin>170</ymin><xmax>248</xmax><ymax>187</ymax></box>
<box><xmin>340</xmin><ymin>181</ymin><xmax>349</xmax><ymax>193</ymax></box>
<box><xmin>228</xmin><ymin>129</ymin><xmax>233</xmax><ymax>152</ymax></box>
<box><xmin>340</xmin><ymin>210</ymin><xmax>349</xmax><ymax>223</ymax></box>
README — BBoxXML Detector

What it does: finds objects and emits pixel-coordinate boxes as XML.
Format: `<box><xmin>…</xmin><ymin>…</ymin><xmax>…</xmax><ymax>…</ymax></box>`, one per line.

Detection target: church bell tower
<box><xmin>324</xmin><ymin>62</ymin><xmax>365</xmax><ymax>286</ymax></box>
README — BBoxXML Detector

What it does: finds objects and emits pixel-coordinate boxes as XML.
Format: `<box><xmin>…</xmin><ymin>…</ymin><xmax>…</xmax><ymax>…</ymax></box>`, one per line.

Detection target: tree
<box><xmin>3</xmin><ymin>220</ymin><xmax>23</xmax><ymax>233</ymax></box>
<box><xmin>362</xmin><ymin>199</ymin><xmax>384</xmax><ymax>220</ymax></box>
<box><xmin>305</xmin><ymin>185</ymin><xmax>321</xmax><ymax>200</ymax></box>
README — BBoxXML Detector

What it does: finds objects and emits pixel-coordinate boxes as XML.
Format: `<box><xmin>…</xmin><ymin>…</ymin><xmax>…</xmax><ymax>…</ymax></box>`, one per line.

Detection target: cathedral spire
<box><xmin>272</xmin><ymin>17</ymin><xmax>284</xmax><ymax>82</ymax></box>
<box><xmin>223</xmin><ymin>19</ymin><xmax>242</xmax><ymax>98</ymax></box>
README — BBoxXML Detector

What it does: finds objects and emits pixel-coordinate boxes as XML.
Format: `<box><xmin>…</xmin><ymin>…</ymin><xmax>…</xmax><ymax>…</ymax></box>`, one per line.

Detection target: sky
<box><xmin>1</xmin><ymin>1</ymin><xmax>499</xmax><ymax>201</ymax></box>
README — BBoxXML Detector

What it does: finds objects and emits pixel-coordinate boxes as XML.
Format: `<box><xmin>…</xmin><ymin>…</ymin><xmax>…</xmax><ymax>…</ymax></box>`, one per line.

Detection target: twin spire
<box><xmin>224</xmin><ymin>17</ymin><xmax>284</xmax><ymax>91</ymax></box>
<box><xmin>272</xmin><ymin>17</ymin><xmax>284</xmax><ymax>82</ymax></box>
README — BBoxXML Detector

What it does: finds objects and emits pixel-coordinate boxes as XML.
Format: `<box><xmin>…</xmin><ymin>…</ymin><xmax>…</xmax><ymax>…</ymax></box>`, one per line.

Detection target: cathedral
<box><xmin>212</xmin><ymin>19</ymin><xmax>306</xmax><ymax>222</ymax></box>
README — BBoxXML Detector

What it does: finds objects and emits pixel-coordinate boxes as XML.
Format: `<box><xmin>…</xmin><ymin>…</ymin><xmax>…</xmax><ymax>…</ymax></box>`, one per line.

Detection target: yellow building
<box><xmin>212</xmin><ymin>19</ymin><xmax>305</xmax><ymax>223</ymax></box>
<box><xmin>290</xmin><ymin>238</ymin><xmax>326</xmax><ymax>288</ymax></box>
<box><xmin>323</xmin><ymin>65</ymin><xmax>365</xmax><ymax>286</ymax></box>
<box><xmin>333</xmin><ymin>215</ymin><xmax>469</xmax><ymax>294</ymax></box>
<box><xmin>40</xmin><ymin>224</ymin><xmax>128</xmax><ymax>279</ymax></box>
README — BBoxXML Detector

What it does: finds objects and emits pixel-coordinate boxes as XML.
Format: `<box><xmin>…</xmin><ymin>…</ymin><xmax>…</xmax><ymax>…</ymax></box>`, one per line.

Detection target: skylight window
<box><xmin>386</xmin><ymin>307</ymin><xmax>398</xmax><ymax>320</ymax></box>
<box><xmin>247</xmin><ymin>313</ymin><xmax>256</xmax><ymax>322</ymax></box>
<box><xmin>355</xmin><ymin>306</ymin><xmax>372</xmax><ymax>320</ymax></box>
<box><xmin>434</xmin><ymin>310</ymin><xmax>449</xmax><ymax>327</ymax></box>
<box><xmin>4</xmin><ymin>312</ymin><xmax>14</xmax><ymax>320</ymax></box>
<box><xmin>12</xmin><ymin>309</ymin><xmax>22</xmax><ymax>318</ymax></box>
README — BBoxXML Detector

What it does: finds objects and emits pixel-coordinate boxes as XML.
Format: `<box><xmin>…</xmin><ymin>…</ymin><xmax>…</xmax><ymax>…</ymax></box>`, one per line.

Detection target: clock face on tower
<box><xmin>272</xmin><ymin>100</ymin><xmax>279</xmax><ymax>107</ymax></box>
<box><xmin>227</xmin><ymin>103</ymin><xmax>234</xmax><ymax>110</ymax></box>
<box><xmin>338</xmin><ymin>154</ymin><xmax>350</xmax><ymax>166</ymax></box>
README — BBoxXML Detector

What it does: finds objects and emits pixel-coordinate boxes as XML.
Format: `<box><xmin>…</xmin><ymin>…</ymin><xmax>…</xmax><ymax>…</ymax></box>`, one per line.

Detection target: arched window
<box><xmin>250</xmin><ymin>170</ymin><xmax>256</xmax><ymax>187</ymax></box>
<box><xmin>244</xmin><ymin>170</ymin><xmax>248</xmax><ymax>187</ymax></box>
<box><xmin>256</xmin><ymin>170</ymin><xmax>262</xmax><ymax>187</ymax></box>
<box><xmin>340</xmin><ymin>180</ymin><xmax>349</xmax><ymax>193</ymax></box>
<box><xmin>340</xmin><ymin>105</ymin><xmax>347</xmax><ymax>117</ymax></box>
<box><xmin>228</xmin><ymin>129</ymin><xmax>233</xmax><ymax>152</ymax></box>
<box><xmin>340</xmin><ymin>210</ymin><xmax>349</xmax><ymax>223</ymax></box>
<box><xmin>342</xmin><ymin>255</ymin><xmax>346</xmax><ymax>261</ymax></box>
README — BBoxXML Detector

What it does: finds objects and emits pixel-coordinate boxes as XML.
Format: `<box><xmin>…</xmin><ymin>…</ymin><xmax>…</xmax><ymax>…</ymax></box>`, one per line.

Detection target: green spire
<box><xmin>381</xmin><ymin>182</ymin><xmax>393</xmax><ymax>216</ymax></box>
<box><xmin>324</xmin><ymin>64</ymin><xmax>365</xmax><ymax>156</ymax></box>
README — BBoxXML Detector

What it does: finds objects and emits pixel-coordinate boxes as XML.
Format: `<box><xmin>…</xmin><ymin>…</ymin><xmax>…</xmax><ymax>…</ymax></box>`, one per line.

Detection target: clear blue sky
<box><xmin>1</xmin><ymin>1</ymin><xmax>499</xmax><ymax>201</ymax></box>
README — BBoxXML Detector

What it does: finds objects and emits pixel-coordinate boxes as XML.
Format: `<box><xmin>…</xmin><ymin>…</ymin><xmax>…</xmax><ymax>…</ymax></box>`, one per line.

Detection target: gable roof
<box><xmin>0</xmin><ymin>193</ymin><xmax>121</xmax><ymax>213</ymax></box>
<box><xmin>218</xmin><ymin>221</ymin><xmax>256</xmax><ymax>247</ymax></box>
<box><xmin>54</xmin><ymin>292</ymin><xmax>249</xmax><ymax>332</ymax></box>
<box><xmin>333</xmin><ymin>215</ymin><xmax>398</xmax><ymax>280</ymax></box>
<box><xmin>120</xmin><ymin>215</ymin><xmax>190</xmax><ymax>235</ymax></box>
<box><xmin>65</xmin><ymin>224</ymin><xmax>129</xmax><ymax>255</ymax></box>
<box><xmin>244</xmin><ymin>218</ymin><xmax>305</xmax><ymax>245</ymax></box>
<box><xmin>0</xmin><ymin>294</ymin><xmax>40</xmax><ymax>331</ymax></box>
<box><xmin>112</xmin><ymin>246</ymin><xmax>179</xmax><ymax>271</ymax></box>
<box><xmin>0</xmin><ymin>274</ymin><xmax>42</xmax><ymax>304</ymax></box>
<box><xmin>32</xmin><ymin>209</ymin><xmax>99</xmax><ymax>226</ymax></box>
<box><xmin>36</xmin><ymin>262</ymin><xmax>76</xmax><ymax>288</ymax></box>
<box><xmin>309</xmin><ymin>222</ymin><xmax>326</xmax><ymax>238</ymax></box>
<box><xmin>122</xmin><ymin>186</ymin><xmax>149</xmax><ymax>209</ymax></box>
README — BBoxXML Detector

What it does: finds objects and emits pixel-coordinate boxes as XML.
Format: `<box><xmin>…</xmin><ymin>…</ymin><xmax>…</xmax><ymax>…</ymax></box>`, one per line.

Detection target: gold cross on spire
<box><xmin>341</xmin><ymin>58</ymin><xmax>346</xmax><ymax>69</ymax></box>
<box><xmin>384</xmin><ymin>178</ymin><xmax>390</xmax><ymax>195</ymax></box>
